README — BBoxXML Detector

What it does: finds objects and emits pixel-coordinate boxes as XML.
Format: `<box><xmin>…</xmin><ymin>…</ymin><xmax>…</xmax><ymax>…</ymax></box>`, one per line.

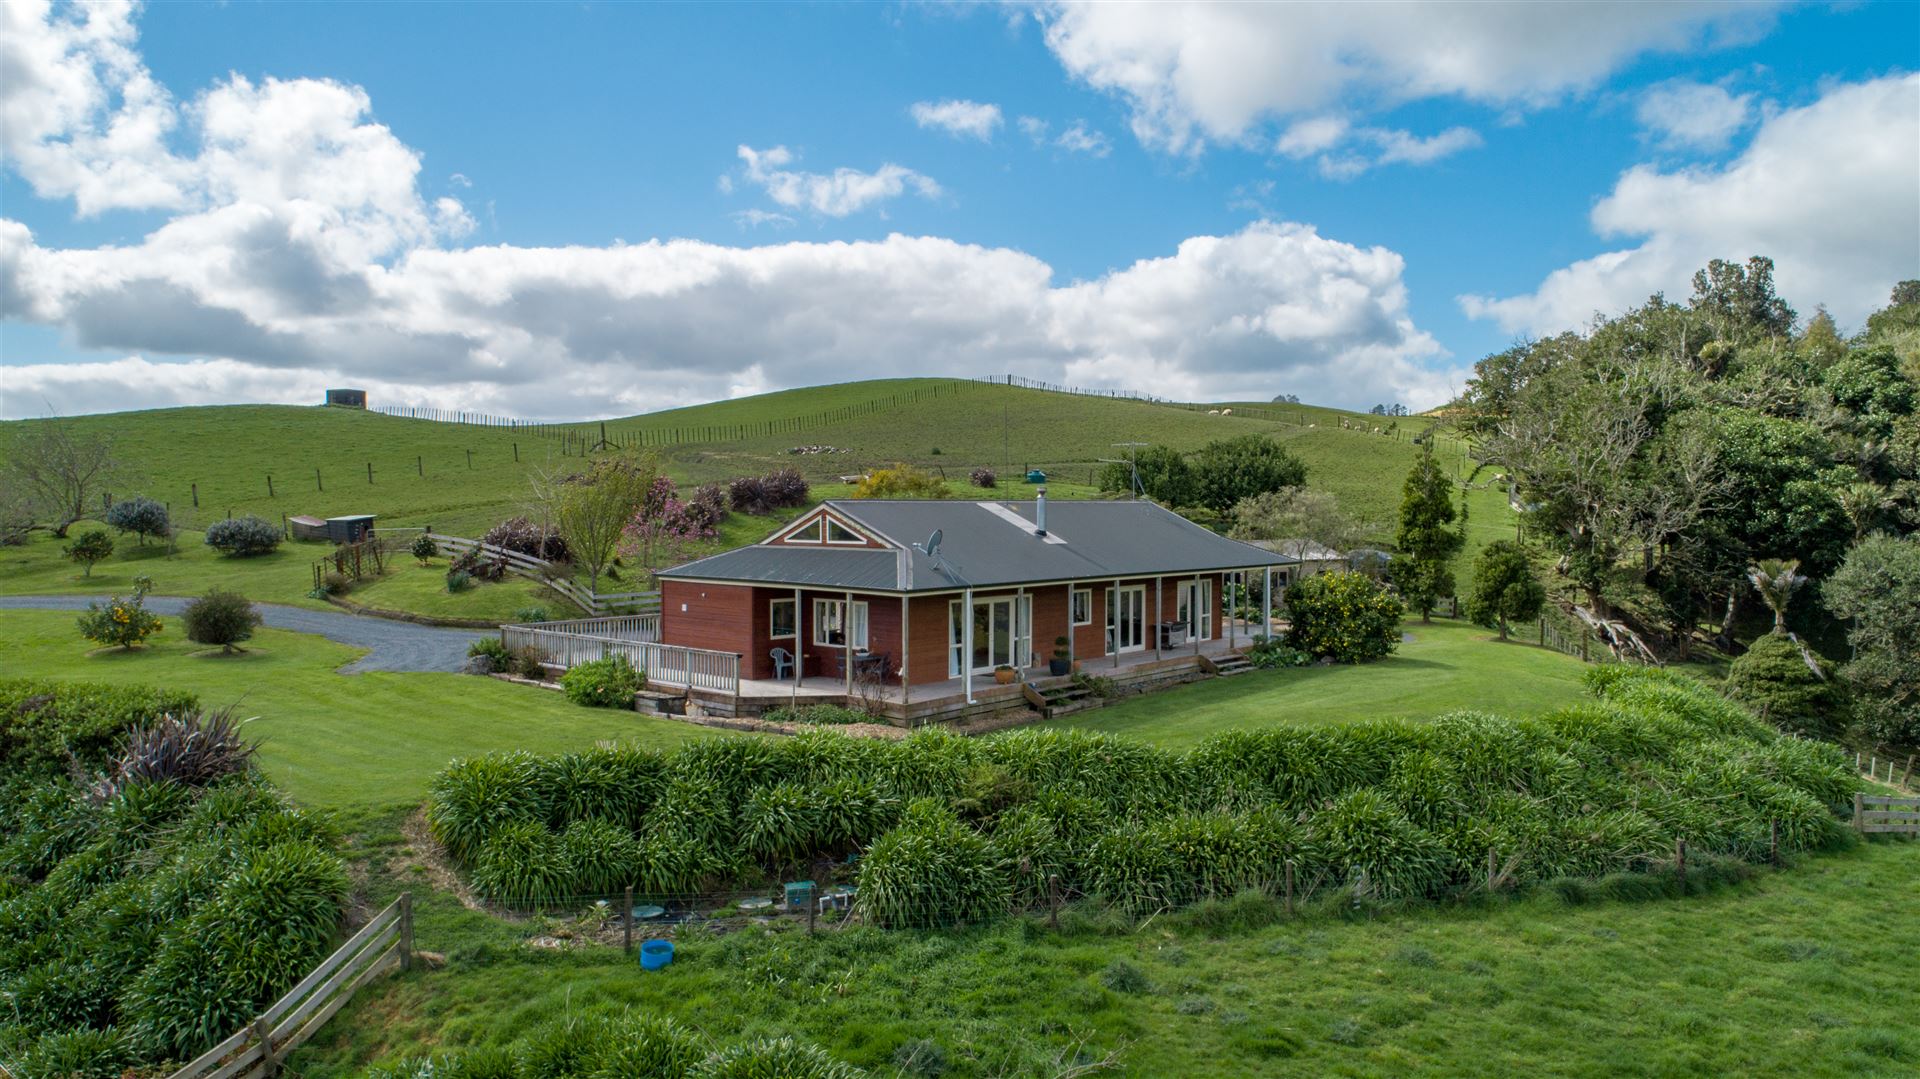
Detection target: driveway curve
<box><xmin>0</xmin><ymin>595</ymin><xmax>488</xmax><ymax>673</ymax></box>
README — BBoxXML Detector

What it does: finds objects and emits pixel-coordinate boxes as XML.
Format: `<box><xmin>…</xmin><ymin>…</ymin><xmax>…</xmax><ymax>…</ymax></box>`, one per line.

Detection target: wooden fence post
<box><xmin>417</xmin><ymin>455</ymin><xmax>423</xmax><ymax>476</ymax></box>
<box><xmin>1283</xmin><ymin>859</ymin><xmax>1294</xmax><ymax>916</ymax></box>
<box><xmin>1853</xmin><ymin>792</ymin><xmax>1865</xmax><ymax>831</ymax></box>
<box><xmin>623</xmin><ymin>887</ymin><xmax>633</xmax><ymax>954</ymax></box>
<box><xmin>398</xmin><ymin>892</ymin><xmax>413</xmax><ymax>972</ymax></box>
<box><xmin>807</xmin><ymin>894</ymin><xmax>818</xmax><ymax>935</ymax></box>
<box><xmin>1769</xmin><ymin>819</ymin><xmax>1779</xmax><ymax>867</ymax></box>
<box><xmin>367</xmin><ymin>462</ymin><xmax>374</xmax><ymax>484</ymax></box>
<box><xmin>466</xmin><ymin>449</ymin><xmax>474</xmax><ymax>470</ymax></box>
<box><xmin>1581</xmin><ymin>629</ymin><xmax>1590</xmax><ymax>662</ymax></box>
<box><xmin>267</xmin><ymin>474</ymin><xmax>274</xmax><ymax>498</ymax></box>
<box><xmin>316</xmin><ymin>468</ymin><xmax>323</xmax><ymax>492</ymax></box>
<box><xmin>192</xmin><ymin>482</ymin><xmax>199</xmax><ymax>507</ymax></box>
<box><xmin>1486</xmin><ymin>848</ymin><xmax>1497</xmax><ymax>892</ymax></box>
<box><xmin>1047</xmin><ymin>874</ymin><xmax>1061</xmax><ymax>930</ymax></box>
<box><xmin>254</xmin><ymin>1015</ymin><xmax>278</xmax><ymax>1078</ymax></box>
<box><xmin>1675</xmin><ymin>837</ymin><xmax>1687</xmax><ymax>884</ymax></box>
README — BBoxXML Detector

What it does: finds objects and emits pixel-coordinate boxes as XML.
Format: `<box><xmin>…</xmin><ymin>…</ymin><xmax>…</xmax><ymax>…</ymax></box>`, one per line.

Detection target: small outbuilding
<box><xmin>289</xmin><ymin>515</ymin><xmax>329</xmax><ymax>542</ymax></box>
<box><xmin>325</xmin><ymin>515</ymin><xmax>376</xmax><ymax>543</ymax></box>
<box><xmin>325</xmin><ymin>388</ymin><xmax>367</xmax><ymax>408</ymax></box>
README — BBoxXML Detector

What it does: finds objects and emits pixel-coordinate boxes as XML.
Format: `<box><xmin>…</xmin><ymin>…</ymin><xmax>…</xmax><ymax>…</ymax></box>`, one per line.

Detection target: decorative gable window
<box><xmin>787</xmin><ymin>518</ymin><xmax>824</xmax><ymax>543</ymax></box>
<box><xmin>825</xmin><ymin>518</ymin><xmax>863</xmax><ymax>544</ymax></box>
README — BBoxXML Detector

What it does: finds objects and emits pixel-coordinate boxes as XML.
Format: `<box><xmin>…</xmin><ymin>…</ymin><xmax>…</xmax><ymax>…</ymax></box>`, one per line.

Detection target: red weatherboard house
<box><xmin>652</xmin><ymin>490</ymin><xmax>1297</xmax><ymax>722</ymax></box>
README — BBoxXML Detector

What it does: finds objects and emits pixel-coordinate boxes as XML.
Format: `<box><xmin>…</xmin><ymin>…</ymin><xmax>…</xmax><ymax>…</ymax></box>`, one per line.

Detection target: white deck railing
<box><xmin>502</xmin><ymin>624</ymin><xmax>738</xmax><ymax>695</ymax></box>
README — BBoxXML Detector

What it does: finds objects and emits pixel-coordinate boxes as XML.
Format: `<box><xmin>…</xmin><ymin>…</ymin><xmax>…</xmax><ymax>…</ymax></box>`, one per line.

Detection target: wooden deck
<box><xmin>690</xmin><ymin>637</ymin><xmax>1251</xmax><ymax>724</ymax></box>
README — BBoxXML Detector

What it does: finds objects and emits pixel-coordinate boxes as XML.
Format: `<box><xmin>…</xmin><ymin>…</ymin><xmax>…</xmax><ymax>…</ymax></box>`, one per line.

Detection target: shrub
<box><xmin>409</xmin><ymin>534</ymin><xmax>438</xmax><ymax>564</ymax></box>
<box><xmin>970</xmin><ymin>467</ymin><xmax>996</xmax><ymax>489</ymax></box>
<box><xmin>762</xmin><ymin>704</ymin><xmax>868</xmax><ymax>726</ymax></box>
<box><xmin>695</xmin><ymin>1037</ymin><xmax>866</xmax><ymax>1079</ymax></box>
<box><xmin>321</xmin><ymin>571</ymin><xmax>351</xmax><ymax>596</ymax></box>
<box><xmin>1466</xmin><ymin>541</ymin><xmax>1546</xmax><ymax>640</ymax></box>
<box><xmin>1192</xmin><ymin>435</ymin><xmax>1309</xmax><ymax>512</ymax></box>
<box><xmin>467</xmin><ymin>637</ymin><xmax>513</xmax><ymax>671</ymax></box>
<box><xmin>446</xmin><ymin>569</ymin><xmax>473</xmax><ymax>593</ymax></box>
<box><xmin>762</xmin><ymin>467</ymin><xmax>809</xmax><ymax>508</ymax></box>
<box><xmin>1726</xmin><ymin>634</ymin><xmax>1847</xmax><ymax>740</ymax></box>
<box><xmin>64</xmin><ymin>529</ymin><xmax>114</xmax><ymax>577</ymax></box>
<box><xmin>0</xmin><ymin>678</ymin><xmax>199</xmax><ymax>771</ymax></box>
<box><xmin>515</xmin><ymin>606</ymin><xmax>551</xmax><ymax>623</ymax></box>
<box><xmin>182</xmin><ymin>589</ymin><xmax>261</xmax><ymax>654</ymax></box>
<box><xmin>428</xmin><ymin>752</ymin><xmax>548</xmax><ymax>861</ymax></box>
<box><xmin>561</xmin><ymin>655</ymin><xmax>642</xmax><ymax>708</ymax></box>
<box><xmin>859</xmin><ymin>801</ymin><xmax>1010</xmax><ymax>927</ymax></box>
<box><xmin>76</xmin><ymin>576</ymin><xmax>162</xmax><ymax>649</ymax></box>
<box><xmin>482</xmin><ymin>516</ymin><xmax>568</xmax><ymax>562</ymax></box>
<box><xmin>728</xmin><ymin>475</ymin><xmax>771</xmax><ymax>515</ymax></box>
<box><xmin>95</xmin><ymin>707</ymin><xmax>258</xmax><ymax>799</ymax></box>
<box><xmin>687</xmin><ymin>483</ymin><xmax>730</xmax><ymax>532</ymax></box>
<box><xmin>204</xmin><ymin>515</ymin><xmax>281</xmax><ymax>557</ymax></box>
<box><xmin>512</xmin><ymin>646</ymin><xmax>548</xmax><ymax>679</ymax></box>
<box><xmin>854</xmin><ymin>465</ymin><xmax>950</xmax><ymax>499</ymax></box>
<box><xmin>1285</xmin><ymin>571</ymin><xmax>1404</xmax><ymax>663</ymax></box>
<box><xmin>1245</xmin><ymin>636</ymin><xmax>1312</xmax><ymax>669</ymax></box>
<box><xmin>105</xmin><ymin>496</ymin><xmax>170</xmax><ymax>546</ymax></box>
<box><xmin>471</xmin><ymin>820</ymin><xmax>572</xmax><ymax>905</ymax></box>
<box><xmin>450</xmin><ymin>548</ymin><xmax>508</xmax><ymax>582</ymax></box>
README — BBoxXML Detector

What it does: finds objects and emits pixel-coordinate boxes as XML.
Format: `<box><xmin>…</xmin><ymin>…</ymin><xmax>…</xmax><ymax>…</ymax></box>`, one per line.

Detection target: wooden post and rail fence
<box><xmin>427</xmin><ymin>533</ymin><xmax>661</xmax><ymax>616</ymax></box>
<box><xmin>167</xmin><ymin>895</ymin><xmax>412</xmax><ymax>1079</ymax></box>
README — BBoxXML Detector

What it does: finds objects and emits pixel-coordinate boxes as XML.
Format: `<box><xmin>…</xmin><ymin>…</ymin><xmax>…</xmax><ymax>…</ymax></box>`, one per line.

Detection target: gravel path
<box><xmin>0</xmin><ymin>595</ymin><xmax>488</xmax><ymax>673</ymax></box>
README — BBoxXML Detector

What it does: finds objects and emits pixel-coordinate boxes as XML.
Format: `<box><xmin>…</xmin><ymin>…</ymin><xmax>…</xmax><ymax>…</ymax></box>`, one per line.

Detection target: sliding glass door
<box><xmin>1107</xmin><ymin>585</ymin><xmax>1146</xmax><ymax>653</ymax></box>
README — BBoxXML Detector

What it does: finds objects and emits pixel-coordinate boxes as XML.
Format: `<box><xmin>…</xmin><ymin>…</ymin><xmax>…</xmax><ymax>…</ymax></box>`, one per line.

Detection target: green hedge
<box><xmin>0</xmin><ymin>679</ymin><xmax>199</xmax><ymax>774</ymax></box>
<box><xmin>427</xmin><ymin>668</ymin><xmax>1856</xmax><ymax>917</ymax></box>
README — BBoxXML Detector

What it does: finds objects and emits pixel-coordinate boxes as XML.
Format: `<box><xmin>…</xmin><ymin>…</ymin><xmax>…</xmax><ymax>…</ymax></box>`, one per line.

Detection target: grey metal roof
<box><xmin>659</xmin><ymin>499</ymin><xmax>1294</xmax><ymax>593</ymax></box>
<box><xmin>658</xmin><ymin>545</ymin><xmax>904</xmax><ymax>591</ymax></box>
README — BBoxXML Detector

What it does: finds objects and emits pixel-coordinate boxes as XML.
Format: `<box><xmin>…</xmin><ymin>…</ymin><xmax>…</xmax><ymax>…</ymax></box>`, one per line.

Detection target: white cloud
<box><xmin>910</xmin><ymin>99</ymin><xmax>1003</xmax><ymax>140</ymax></box>
<box><xmin>1034</xmin><ymin>1</ymin><xmax>1782</xmax><ymax>153</ymax></box>
<box><xmin>1</xmin><ymin>2</ymin><xmax>1460</xmax><ymax>419</ymax></box>
<box><xmin>733</xmin><ymin>144</ymin><xmax>941</xmax><ymax>217</ymax></box>
<box><xmin>1635</xmin><ymin>79</ymin><xmax>1756</xmax><ymax>150</ymax></box>
<box><xmin>1054</xmin><ymin>120</ymin><xmax>1111</xmax><ymax>157</ymax></box>
<box><xmin>730</xmin><ymin>208</ymin><xmax>795</xmax><ymax>229</ymax></box>
<box><xmin>449</xmin><ymin>172</ymin><xmax>472</xmax><ymax>188</ymax></box>
<box><xmin>1461</xmin><ymin>74</ymin><xmax>1920</xmax><ymax>336</ymax></box>
<box><xmin>1016</xmin><ymin>115</ymin><xmax>1049</xmax><ymax>144</ymax></box>
<box><xmin>1278</xmin><ymin>118</ymin><xmax>1481</xmax><ymax>178</ymax></box>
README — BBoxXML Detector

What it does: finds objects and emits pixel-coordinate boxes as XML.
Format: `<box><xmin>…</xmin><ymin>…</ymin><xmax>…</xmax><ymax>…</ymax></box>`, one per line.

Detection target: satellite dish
<box><xmin>925</xmin><ymin>529</ymin><xmax>942</xmax><ymax>558</ymax></box>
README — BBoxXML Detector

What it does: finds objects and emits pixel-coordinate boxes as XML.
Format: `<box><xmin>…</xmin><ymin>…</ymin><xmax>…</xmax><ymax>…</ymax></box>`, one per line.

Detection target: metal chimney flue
<box><xmin>1035</xmin><ymin>487</ymin><xmax>1047</xmax><ymax>536</ymax></box>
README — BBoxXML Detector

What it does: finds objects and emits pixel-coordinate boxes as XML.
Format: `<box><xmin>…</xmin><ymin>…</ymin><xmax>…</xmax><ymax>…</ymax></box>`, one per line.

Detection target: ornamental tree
<box><xmin>65</xmin><ymin>529</ymin><xmax>114</xmax><ymax>577</ymax></box>
<box><xmin>77</xmin><ymin>575</ymin><xmax>162</xmax><ymax>649</ymax></box>
<box><xmin>1390</xmin><ymin>446</ymin><xmax>1464</xmax><ymax>622</ymax></box>
<box><xmin>1466</xmin><ymin>541</ymin><xmax>1546</xmax><ymax>641</ymax></box>
<box><xmin>105</xmin><ymin>496</ymin><xmax>170</xmax><ymax>546</ymax></box>
<box><xmin>183</xmin><ymin>589</ymin><xmax>263</xmax><ymax>654</ymax></box>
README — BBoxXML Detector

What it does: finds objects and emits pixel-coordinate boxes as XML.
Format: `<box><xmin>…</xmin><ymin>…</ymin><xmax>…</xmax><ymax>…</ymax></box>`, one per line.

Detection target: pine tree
<box><xmin>1391</xmin><ymin>445</ymin><xmax>1464</xmax><ymax>622</ymax></box>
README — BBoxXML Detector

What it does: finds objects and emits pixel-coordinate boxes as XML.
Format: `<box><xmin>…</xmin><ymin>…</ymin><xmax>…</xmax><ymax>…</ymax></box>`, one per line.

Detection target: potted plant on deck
<box><xmin>994</xmin><ymin>664</ymin><xmax>1018</xmax><ymax>685</ymax></box>
<box><xmin>1049</xmin><ymin>636</ymin><xmax>1072</xmax><ymax>677</ymax></box>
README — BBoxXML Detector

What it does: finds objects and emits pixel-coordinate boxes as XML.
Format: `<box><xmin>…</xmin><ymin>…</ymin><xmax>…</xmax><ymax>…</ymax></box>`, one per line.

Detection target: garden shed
<box><xmin>325</xmin><ymin>515</ymin><xmax>376</xmax><ymax>543</ymax></box>
<box><xmin>325</xmin><ymin>388</ymin><xmax>367</xmax><ymax>408</ymax></box>
<box><xmin>288</xmin><ymin>515</ymin><xmax>329</xmax><ymax>541</ymax></box>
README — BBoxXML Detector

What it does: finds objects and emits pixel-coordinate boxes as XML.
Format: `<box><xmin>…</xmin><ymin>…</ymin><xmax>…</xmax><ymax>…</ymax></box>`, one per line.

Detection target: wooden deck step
<box><xmin>1209</xmin><ymin>655</ymin><xmax>1255</xmax><ymax>676</ymax></box>
<box><xmin>1021</xmin><ymin>681</ymin><xmax>1102</xmax><ymax>719</ymax></box>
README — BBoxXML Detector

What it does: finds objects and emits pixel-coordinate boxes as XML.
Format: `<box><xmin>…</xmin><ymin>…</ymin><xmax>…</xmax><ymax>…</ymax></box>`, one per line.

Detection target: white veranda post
<box><xmin>962</xmin><ymin>587</ymin><xmax>975</xmax><ymax>704</ymax></box>
<box><xmin>1262</xmin><ymin>567</ymin><xmax>1272</xmax><ymax>640</ymax></box>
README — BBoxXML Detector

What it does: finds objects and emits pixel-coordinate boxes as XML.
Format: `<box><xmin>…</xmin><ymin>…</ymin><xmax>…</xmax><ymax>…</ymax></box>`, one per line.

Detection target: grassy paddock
<box><xmin>1069</xmin><ymin>617</ymin><xmax>1592</xmax><ymax>747</ymax></box>
<box><xmin>0</xmin><ymin>611</ymin><xmax>729</xmax><ymax>809</ymax></box>
<box><xmin>296</xmin><ymin>821</ymin><xmax>1919</xmax><ymax>1078</ymax></box>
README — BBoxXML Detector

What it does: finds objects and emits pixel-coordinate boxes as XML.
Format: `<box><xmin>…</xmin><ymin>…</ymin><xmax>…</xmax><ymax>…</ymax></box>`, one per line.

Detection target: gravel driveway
<box><xmin>0</xmin><ymin>595</ymin><xmax>489</xmax><ymax>673</ymax></box>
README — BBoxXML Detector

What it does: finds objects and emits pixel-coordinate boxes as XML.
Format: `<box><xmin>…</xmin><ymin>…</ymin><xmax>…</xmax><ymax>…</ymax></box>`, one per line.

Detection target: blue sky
<box><xmin>2</xmin><ymin>1</ymin><xmax>1916</xmax><ymax>418</ymax></box>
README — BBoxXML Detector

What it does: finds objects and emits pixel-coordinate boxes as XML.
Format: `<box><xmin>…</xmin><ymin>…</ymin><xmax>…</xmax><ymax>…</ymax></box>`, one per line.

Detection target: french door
<box><xmin>1107</xmin><ymin>585</ymin><xmax>1147</xmax><ymax>653</ymax></box>
<box><xmin>948</xmin><ymin>595</ymin><xmax>1033</xmax><ymax>677</ymax></box>
<box><xmin>1177</xmin><ymin>579</ymin><xmax>1213</xmax><ymax>642</ymax></box>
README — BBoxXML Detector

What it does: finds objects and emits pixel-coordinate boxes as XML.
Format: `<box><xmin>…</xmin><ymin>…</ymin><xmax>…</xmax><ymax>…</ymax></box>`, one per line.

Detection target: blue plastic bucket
<box><xmin>639</xmin><ymin>939</ymin><xmax>674</xmax><ymax>971</ymax></box>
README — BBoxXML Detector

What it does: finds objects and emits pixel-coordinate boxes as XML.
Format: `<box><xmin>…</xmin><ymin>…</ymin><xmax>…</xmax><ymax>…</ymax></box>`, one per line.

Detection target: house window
<box><xmin>813</xmin><ymin>599</ymin><xmax>869</xmax><ymax>649</ymax></box>
<box><xmin>788</xmin><ymin>518</ymin><xmax>823</xmax><ymax>543</ymax></box>
<box><xmin>1071</xmin><ymin>588</ymin><xmax>1092</xmax><ymax>626</ymax></box>
<box><xmin>769</xmin><ymin>598</ymin><xmax>796</xmax><ymax>639</ymax></box>
<box><xmin>825</xmin><ymin>518</ymin><xmax>863</xmax><ymax>544</ymax></box>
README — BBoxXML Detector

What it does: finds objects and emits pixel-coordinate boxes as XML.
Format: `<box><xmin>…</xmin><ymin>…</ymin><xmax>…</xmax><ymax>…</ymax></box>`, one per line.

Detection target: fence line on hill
<box><xmin>167</xmin><ymin>895</ymin><xmax>412</xmax><ymax>1079</ymax></box>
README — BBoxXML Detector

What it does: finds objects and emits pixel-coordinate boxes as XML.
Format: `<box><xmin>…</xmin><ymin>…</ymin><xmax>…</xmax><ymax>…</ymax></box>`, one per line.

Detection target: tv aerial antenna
<box><xmin>1100</xmin><ymin>442</ymin><xmax>1150</xmax><ymax>498</ymax></box>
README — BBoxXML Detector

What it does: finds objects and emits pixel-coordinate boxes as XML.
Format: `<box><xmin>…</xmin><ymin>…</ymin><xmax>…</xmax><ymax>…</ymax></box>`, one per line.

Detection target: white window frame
<box><xmin>787</xmin><ymin>518</ymin><xmax>824</xmax><ymax>544</ymax></box>
<box><xmin>824</xmin><ymin>517</ymin><xmax>865</xmax><ymax>545</ymax></box>
<box><xmin>768</xmin><ymin>597</ymin><xmax>796</xmax><ymax>640</ymax></box>
<box><xmin>1071</xmin><ymin>588</ymin><xmax>1093</xmax><ymax>627</ymax></box>
<box><xmin>812</xmin><ymin>598</ymin><xmax>869</xmax><ymax>649</ymax></box>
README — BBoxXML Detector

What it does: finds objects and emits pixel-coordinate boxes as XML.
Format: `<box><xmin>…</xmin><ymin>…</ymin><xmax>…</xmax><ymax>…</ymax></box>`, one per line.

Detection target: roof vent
<box><xmin>1035</xmin><ymin>487</ymin><xmax>1047</xmax><ymax>537</ymax></box>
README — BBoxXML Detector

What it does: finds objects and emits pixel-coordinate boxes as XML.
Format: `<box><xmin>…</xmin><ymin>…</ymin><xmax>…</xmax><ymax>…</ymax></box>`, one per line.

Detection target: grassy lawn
<box><xmin>1067</xmin><ymin>617</ymin><xmax>1592</xmax><ymax>748</ymax></box>
<box><xmin>0</xmin><ymin>527</ymin><xmax>334</xmax><ymax>607</ymax></box>
<box><xmin>346</xmin><ymin>557</ymin><xmax>565</xmax><ymax>622</ymax></box>
<box><xmin>0</xmin><ymin>610</ymin><xmax>730</xmax><ymax>809</ymax></box>
<box><xmin>296</xmin><ymin>814</ymin><xmax>1920</xmax><ymax>1078</ymax></box>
